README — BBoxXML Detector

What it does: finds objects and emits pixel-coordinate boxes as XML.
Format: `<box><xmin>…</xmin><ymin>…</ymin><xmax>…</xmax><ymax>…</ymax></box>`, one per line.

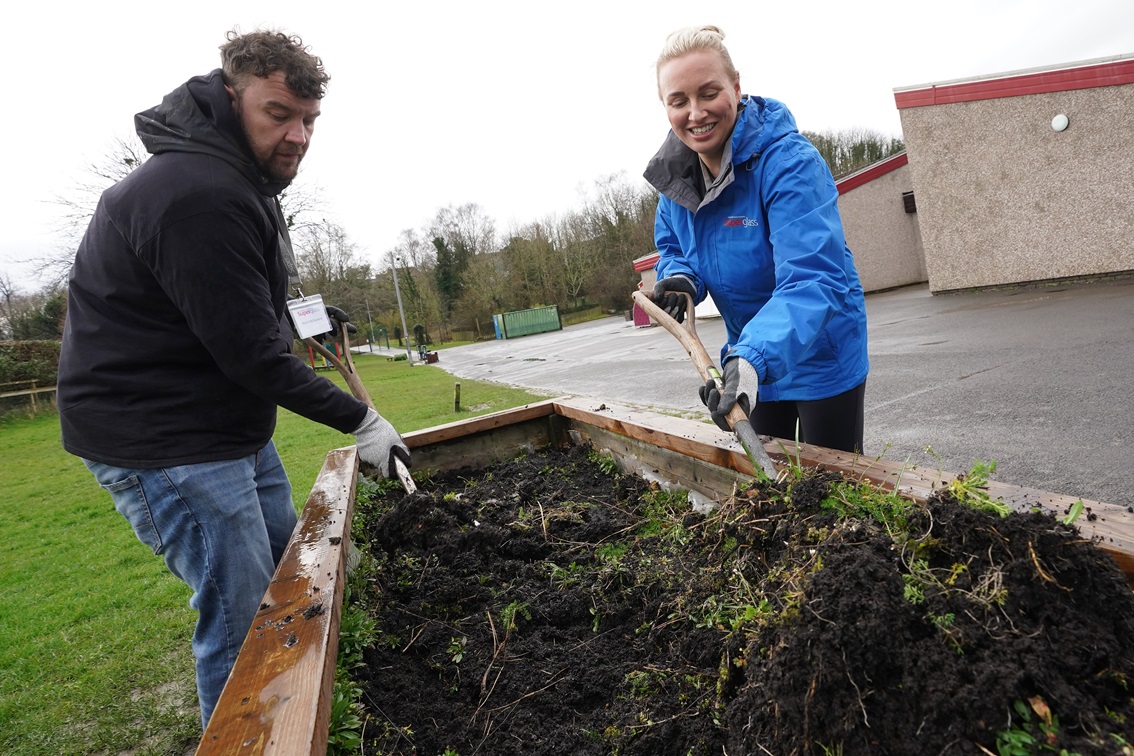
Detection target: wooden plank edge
<box><xmin>551</xmin><ymin>398</ymin><xmax>752</xmax><ymax>472</ymax></box>
<box><xmin>788</xmin><ymin>442</ymin><xmax>1134</xmax><ymax>566</ymax></box>
<box><xmin>402</xmin><ymin>399</ymin><xmax>560</xmax><ymax>448</ymax></box>
<box><xmin>0</xmin><ymin>385</ymin><xmax>58</xmax><ymax>399</ymax></box>
<box><xmin>196</xmin><ymin>446</ymin><xmax>359</xmax><ymax>755</ymax></box>
<box><xmin>549</xmin><ymin>398</ymin><xmax>1134</xmax><ymax>578</ymax></box>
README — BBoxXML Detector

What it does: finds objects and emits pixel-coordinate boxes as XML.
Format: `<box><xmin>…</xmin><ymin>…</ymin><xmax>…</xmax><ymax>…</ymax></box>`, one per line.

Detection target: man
<box><xmin>57</xmin><ymin>29</ymin><xmax>409</xmax><ymax>728</ymax></box>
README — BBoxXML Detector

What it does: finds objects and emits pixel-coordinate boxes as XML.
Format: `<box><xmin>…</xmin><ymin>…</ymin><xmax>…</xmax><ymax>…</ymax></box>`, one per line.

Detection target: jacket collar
<box><xmin>644</xmin><ymin>97</ymin><xmax>765</xmax><ymax>213</ymax></box>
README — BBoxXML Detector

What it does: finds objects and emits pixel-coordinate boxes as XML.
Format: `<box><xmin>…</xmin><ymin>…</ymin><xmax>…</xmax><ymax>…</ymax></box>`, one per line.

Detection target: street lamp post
<box><xmin>391</xmin><ymin>257</ymin><xmax>414</xmax><ymax>364</ymax></box>
<box><xmin>364</xmin><ymin>296</ymin><xmax>374</xmax><ymax>353</ymax></box>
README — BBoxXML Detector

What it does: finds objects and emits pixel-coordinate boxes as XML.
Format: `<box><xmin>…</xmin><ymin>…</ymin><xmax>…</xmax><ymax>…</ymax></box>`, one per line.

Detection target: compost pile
<box><xmin>352</xmin><ymin>444</ymin><xmax>1134</xmax><ymax>755</ymax></box>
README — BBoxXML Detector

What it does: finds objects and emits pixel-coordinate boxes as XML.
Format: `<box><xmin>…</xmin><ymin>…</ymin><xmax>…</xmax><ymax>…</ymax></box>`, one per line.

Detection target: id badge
<box><xmin>287</xmin><ymin>294</ymin><xmax>333</xmax><ymax>340</ymax></box>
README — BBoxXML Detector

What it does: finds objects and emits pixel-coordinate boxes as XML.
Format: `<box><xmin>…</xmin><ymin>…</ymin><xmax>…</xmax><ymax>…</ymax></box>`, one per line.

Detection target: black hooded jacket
<box><xmin>58</xmin><ymin>69</ymin><xmax>367</xmax><ymax>468</ymax></box>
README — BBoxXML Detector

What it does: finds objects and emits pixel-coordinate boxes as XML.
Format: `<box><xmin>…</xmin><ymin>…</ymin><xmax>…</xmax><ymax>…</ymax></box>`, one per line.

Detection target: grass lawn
<box><xmin>0</xmin><ymin>352</ymin><xmax>547</xmax><ymax>755</ymax></box>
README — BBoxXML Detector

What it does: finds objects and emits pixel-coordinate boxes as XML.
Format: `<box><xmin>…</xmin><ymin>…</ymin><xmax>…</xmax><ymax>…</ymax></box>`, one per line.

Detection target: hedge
<box><xmin>0</xmin><ymin>341</ymin><xmax>61</xmax><ymax>388</ymax></box>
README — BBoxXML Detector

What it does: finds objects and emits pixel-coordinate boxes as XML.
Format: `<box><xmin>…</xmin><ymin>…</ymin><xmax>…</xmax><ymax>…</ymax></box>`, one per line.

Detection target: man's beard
<box><xmin>233</xmin><ymin>97</ymin><xmax>301</xmax><ymax>183</ymax></box>
<box><xmin>258</xmin><ymin>152</ymin><xmax>302</xmax><ymax>183</ymax></box>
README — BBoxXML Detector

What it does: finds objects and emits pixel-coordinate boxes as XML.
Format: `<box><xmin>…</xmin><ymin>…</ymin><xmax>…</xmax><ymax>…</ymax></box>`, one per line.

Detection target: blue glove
<box><xmin>699</xmin><ymin>357</ymin><xmax>759</xmax><ymax>431</ymax></box>
<box><xmin>651</xmin><ymin>275</ymin><xmax>697</xmax><ymax>323</ymax></box>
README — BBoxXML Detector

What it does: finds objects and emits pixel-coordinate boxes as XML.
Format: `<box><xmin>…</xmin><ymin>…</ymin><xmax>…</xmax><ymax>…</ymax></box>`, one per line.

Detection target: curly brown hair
<box><xmin>219</xmin><ymin>29</ymin><xmax>330</xmax><ymax>100</ymax></box>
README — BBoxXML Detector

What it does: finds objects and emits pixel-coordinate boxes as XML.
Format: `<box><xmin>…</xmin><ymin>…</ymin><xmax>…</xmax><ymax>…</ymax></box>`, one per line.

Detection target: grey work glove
<box><xmin>699</xmin><ymin>357</ymin><xmax>759</xmax><ymax>432</ymax></box>
<box><xmin>324</xmin><ymin>305</ymin><xmax>358</xmax><ymax>341</ymax></box>
<box><xmin>352</xmin><ymin>407</ymin><xmax>411</xmax><ymax>479</ymax></box>
<box><xmin>651</xmin><ymin>275</ymin><xmax>697</xmax><ymax>323</ymax></box>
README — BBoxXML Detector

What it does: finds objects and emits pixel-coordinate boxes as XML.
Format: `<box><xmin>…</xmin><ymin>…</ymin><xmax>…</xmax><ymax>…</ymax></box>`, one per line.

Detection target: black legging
<box><xmin>749</xmin><ymin>380</ymin><xmax>866</xmax><ymax>453</ymax></box>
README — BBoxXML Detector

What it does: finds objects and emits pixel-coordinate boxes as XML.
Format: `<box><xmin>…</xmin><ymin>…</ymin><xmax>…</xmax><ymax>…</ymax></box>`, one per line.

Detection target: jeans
<box><xmin>83</xmin><ymin>440</ymin><xmax>297</xmax><ymax>728</ymax></box>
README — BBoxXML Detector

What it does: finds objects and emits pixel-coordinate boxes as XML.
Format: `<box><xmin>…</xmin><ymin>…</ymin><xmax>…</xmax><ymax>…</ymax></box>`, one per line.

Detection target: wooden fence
<box><xmin>0</xmin><ymin>381</ymin><xmax>57</xmax><ymax>416</ymax></box>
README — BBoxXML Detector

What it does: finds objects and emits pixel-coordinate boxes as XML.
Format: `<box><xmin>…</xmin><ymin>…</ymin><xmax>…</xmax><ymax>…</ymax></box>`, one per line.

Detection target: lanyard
<box><xmin>267</xmin><ymin>196</ymin><xmax>304</xmax><ymax>297</ymax></box>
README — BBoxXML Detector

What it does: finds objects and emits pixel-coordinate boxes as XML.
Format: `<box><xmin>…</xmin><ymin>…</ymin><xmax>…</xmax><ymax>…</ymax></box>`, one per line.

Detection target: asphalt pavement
<box><xmin>430</xmin><ymin>278</ymin><xmax>1134</xmax><ymax>508</ymax></box>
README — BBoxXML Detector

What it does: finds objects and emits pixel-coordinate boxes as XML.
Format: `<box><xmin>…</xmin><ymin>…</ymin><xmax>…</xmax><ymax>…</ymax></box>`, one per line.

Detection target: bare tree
<box><xmin>803</xmin><ymin>128</ymin><xmax>905</xmax><ymax>179</ymax></box>
<box><xmin>0</xmin><ymin>274</ymin><xmax>66</xmax><ymax>340</ymax></box>
<box><xmin>502</xmin><ymin>220</ymin><xmax>560</xmax><ymax>309</ymax></box>
<box><xmin>35</xmin><ymin>136</ymin><xmax>151</xmax><ymax>286</ymax></box>
<box><xmin>428</xmin><ymin>203</ymin><xmax>496</xmax><ymax>258</ymax></box>
<box><xmin>279</xmin><ymin>183</ymin><xmax>324</xmax><ymax>232</ymax></box>
<box><xmin>388</xmin><ymin>228</ymin><xmax>435</xmax><ymax>270</ymax></box>
<box><xmin>383</xmin><ymin>232</ymin><xmax>443</xmax><ymax>342</ymax></box>
<box><xmin>451</xmin><ymin>252</ymin><xmax>507</xmax><ymax>338</ymax></box>
<box><xmin>427</xmin><ymin>204</ymin><xmax>497</xmax><ymax>328</ymax></box>
<box><xmin>0</xmin><ymin>273</ymin><xmax>19</xmax><ymax>340</ymax></box>
<box><xmin>573</xmin><ymin>173</ymin><xmax>658</xmax><ymax>310</ymax></box>
<box><xmin>293</xmin><ymin>219</ymin><xmax>372</xmax><ymax>321</ymax></box>
<box><xmin>550</xmin><ymin>213</ymin><xmax>597</xmax><ymax>308</ymax></box>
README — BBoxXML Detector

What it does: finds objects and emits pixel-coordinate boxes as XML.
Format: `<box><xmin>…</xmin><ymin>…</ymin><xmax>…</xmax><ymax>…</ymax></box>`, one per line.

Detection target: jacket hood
<box><xmin>134</xmin><ymin>69</ymin><xmax>290</xmax><ymax>197</ymax></box>
<box><xmin>730</xmin><ymin>96</ymin><xmax>797</xmax><ymax>163</ymax></box>
<box><xmin>644</xmin><ymin>96</ymin><xmax>798</xmax><ymax>213</ymax></box>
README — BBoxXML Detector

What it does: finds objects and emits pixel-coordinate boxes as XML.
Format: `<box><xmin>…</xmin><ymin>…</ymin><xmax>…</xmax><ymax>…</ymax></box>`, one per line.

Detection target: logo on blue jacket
<box><xmin>723</xmin><ymin>216</ymin><xmax>759</xmax><ymax>228</ymax></box>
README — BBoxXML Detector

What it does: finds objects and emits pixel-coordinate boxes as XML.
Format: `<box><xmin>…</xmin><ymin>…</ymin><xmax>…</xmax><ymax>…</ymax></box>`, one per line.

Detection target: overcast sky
<box><xmin>5</xmin><ymin>0</ymin><xmax>1133</xmax><ymax>290</ymax></box>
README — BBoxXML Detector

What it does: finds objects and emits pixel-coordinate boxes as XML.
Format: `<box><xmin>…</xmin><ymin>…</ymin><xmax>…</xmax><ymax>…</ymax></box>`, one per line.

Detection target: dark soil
<box><xmin>351</xmin><ymin>444</ymin><xmax>1134</xmax><ymax>755</ymax></box>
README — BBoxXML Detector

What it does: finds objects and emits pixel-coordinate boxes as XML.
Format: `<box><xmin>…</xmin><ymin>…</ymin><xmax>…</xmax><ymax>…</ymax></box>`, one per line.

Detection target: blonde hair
<box><xmin>655</xmin><ymin>25</ymin><xmax>739</xmax><ymax>99</ymax></box>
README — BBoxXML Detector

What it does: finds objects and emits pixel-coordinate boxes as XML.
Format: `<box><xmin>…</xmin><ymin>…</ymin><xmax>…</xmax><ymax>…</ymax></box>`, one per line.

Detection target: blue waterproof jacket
<box><xmin>643</xmin><ymin>96</ymin><xmax>869</xmax><ymax>402</ymax></box>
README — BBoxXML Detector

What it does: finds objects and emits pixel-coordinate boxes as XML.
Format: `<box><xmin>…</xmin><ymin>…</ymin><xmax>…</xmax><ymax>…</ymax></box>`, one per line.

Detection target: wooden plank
<box><xmin>782</xmin><ymin>441</ymin><xmax>1134</xmax><ymax>567</ymax></box>
<box><xmin>409</xmin><ymin>413</ymin><xmax>566</xmax><ymax>474</ymax></box>
<box><xmin>566</xmin><ymin>423</ymin><xmax>751</xmax><ymax>504</ymax></box>
<box><xmin>402</xmin><ymin>399</ymin><xmax>559</xmax><ymax>449</ymax></box>
<box><xmin>552</xmin><ymin>398</ymin><xmax>1134</xmax><ymax>582</ymax></box>
<box><xmin>552</xmin><ymin>398</ymin><xmax>754</xmax><ymax>473</ymax></box>
<box><xmin>0</xmin><ymin>386</ymin><xmax>57</xmax><ymax>399</ymax></box>
<box><xmin>197</xmin><ymin>447</ymin><xmax>359</xmax><ymax>756</ymax></box>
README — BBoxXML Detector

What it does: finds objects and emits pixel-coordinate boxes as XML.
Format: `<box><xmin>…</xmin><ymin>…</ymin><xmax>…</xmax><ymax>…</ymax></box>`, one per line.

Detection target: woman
<box><xmin>645</xmin><ymin>25</ymin><xmax>869</xmax><ymax>453</ymax></box>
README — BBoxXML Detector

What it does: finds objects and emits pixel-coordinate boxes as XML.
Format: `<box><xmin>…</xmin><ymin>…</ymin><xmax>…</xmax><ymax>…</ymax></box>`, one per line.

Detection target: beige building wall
<box><xmin>837</xmin><ymin>161</ymin><xmax>927</xmax><ymax>292</ymax></box>
<box><xmin>899</xmin><ymin>82</ymin><xmax>1134</xmax><ymax>291</ymax></box>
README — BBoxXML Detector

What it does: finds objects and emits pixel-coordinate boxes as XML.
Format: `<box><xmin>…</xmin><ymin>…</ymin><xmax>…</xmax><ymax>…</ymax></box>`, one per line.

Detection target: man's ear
<box><xmin>224</xmin><ymin>84</ymin><xmax>237</xmax><ymax>107</ymax></box>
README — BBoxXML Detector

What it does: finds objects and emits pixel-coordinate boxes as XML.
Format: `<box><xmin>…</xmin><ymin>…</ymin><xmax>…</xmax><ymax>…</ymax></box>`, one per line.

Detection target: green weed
<box><xmin>636</xmin><ymin>488</ymin><xmax>690</xmax><ymax>538</ymax></box>
<box><xmin>994</xmin><ymin>697</ymin><xmax>1082</xmax><ymax>756</ymax></box>
<box><xmin>588</xmin><ymin>449</ymin><xmax>621</xmax><ymax>476</ymax></box>
<box><xmin>499</xmin><ymin>601</ymin><xmax>532</xmax><ymax>633</ymax></box>
<box><xmin>325</xmin><ymin>581</ymin><xmax>378</xmax><ymax>753</ymax></box>
<box><xmin>446</xmin><ymin>637</ymin><xmax>466</xmax><ymax>664</ymax></box>
<box><xmin>326</xmin><ymin>675</ymin><xmax>365</xmax><ymax>755</ymax></box>
<box><xmin>338</xmin><ymin>588</ymin><xmax>376</xmax><ymax>672</ymax></box>
<box><xmin>1062</xmin><ymin>500</ymin><xmax>1085</xmax><ymax>526</ymax></box>
<box><xmin>548</xmin><ymin>560</ymin><xmax>585</xmax><ymax>586</ymax></box>
<box><xmin>945</xmin><ymin>460</ymin><xmax>1011</xmax><ymax>518</ymax></box>
<box><xmin>821</xmin><ymin>477</ymin><xmax>914</xmax><ymax>536</ymax></box>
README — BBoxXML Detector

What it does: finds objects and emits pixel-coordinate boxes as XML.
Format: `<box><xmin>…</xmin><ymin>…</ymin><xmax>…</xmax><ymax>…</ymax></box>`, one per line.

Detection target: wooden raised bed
<box><xmin>195</xmin><ymin>397</ymin><xmax>1134</xmax><ymax>754</ymax></box>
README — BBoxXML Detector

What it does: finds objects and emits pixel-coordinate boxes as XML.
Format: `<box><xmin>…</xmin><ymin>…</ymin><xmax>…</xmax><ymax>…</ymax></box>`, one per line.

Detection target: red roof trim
<box><xmin>836</xmin><ymin>152</ymin><xmax>908</xmax><ymax>195</ymax></box>
<box><xmin>895</xmin><ymin>58</ymin><xmax>1134</xmax><ymax>110</ymax></box>
<box><xmin>634</xmin><ymin>254</ymin><xmax>659</xmax><ymax>272</ymax></box>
